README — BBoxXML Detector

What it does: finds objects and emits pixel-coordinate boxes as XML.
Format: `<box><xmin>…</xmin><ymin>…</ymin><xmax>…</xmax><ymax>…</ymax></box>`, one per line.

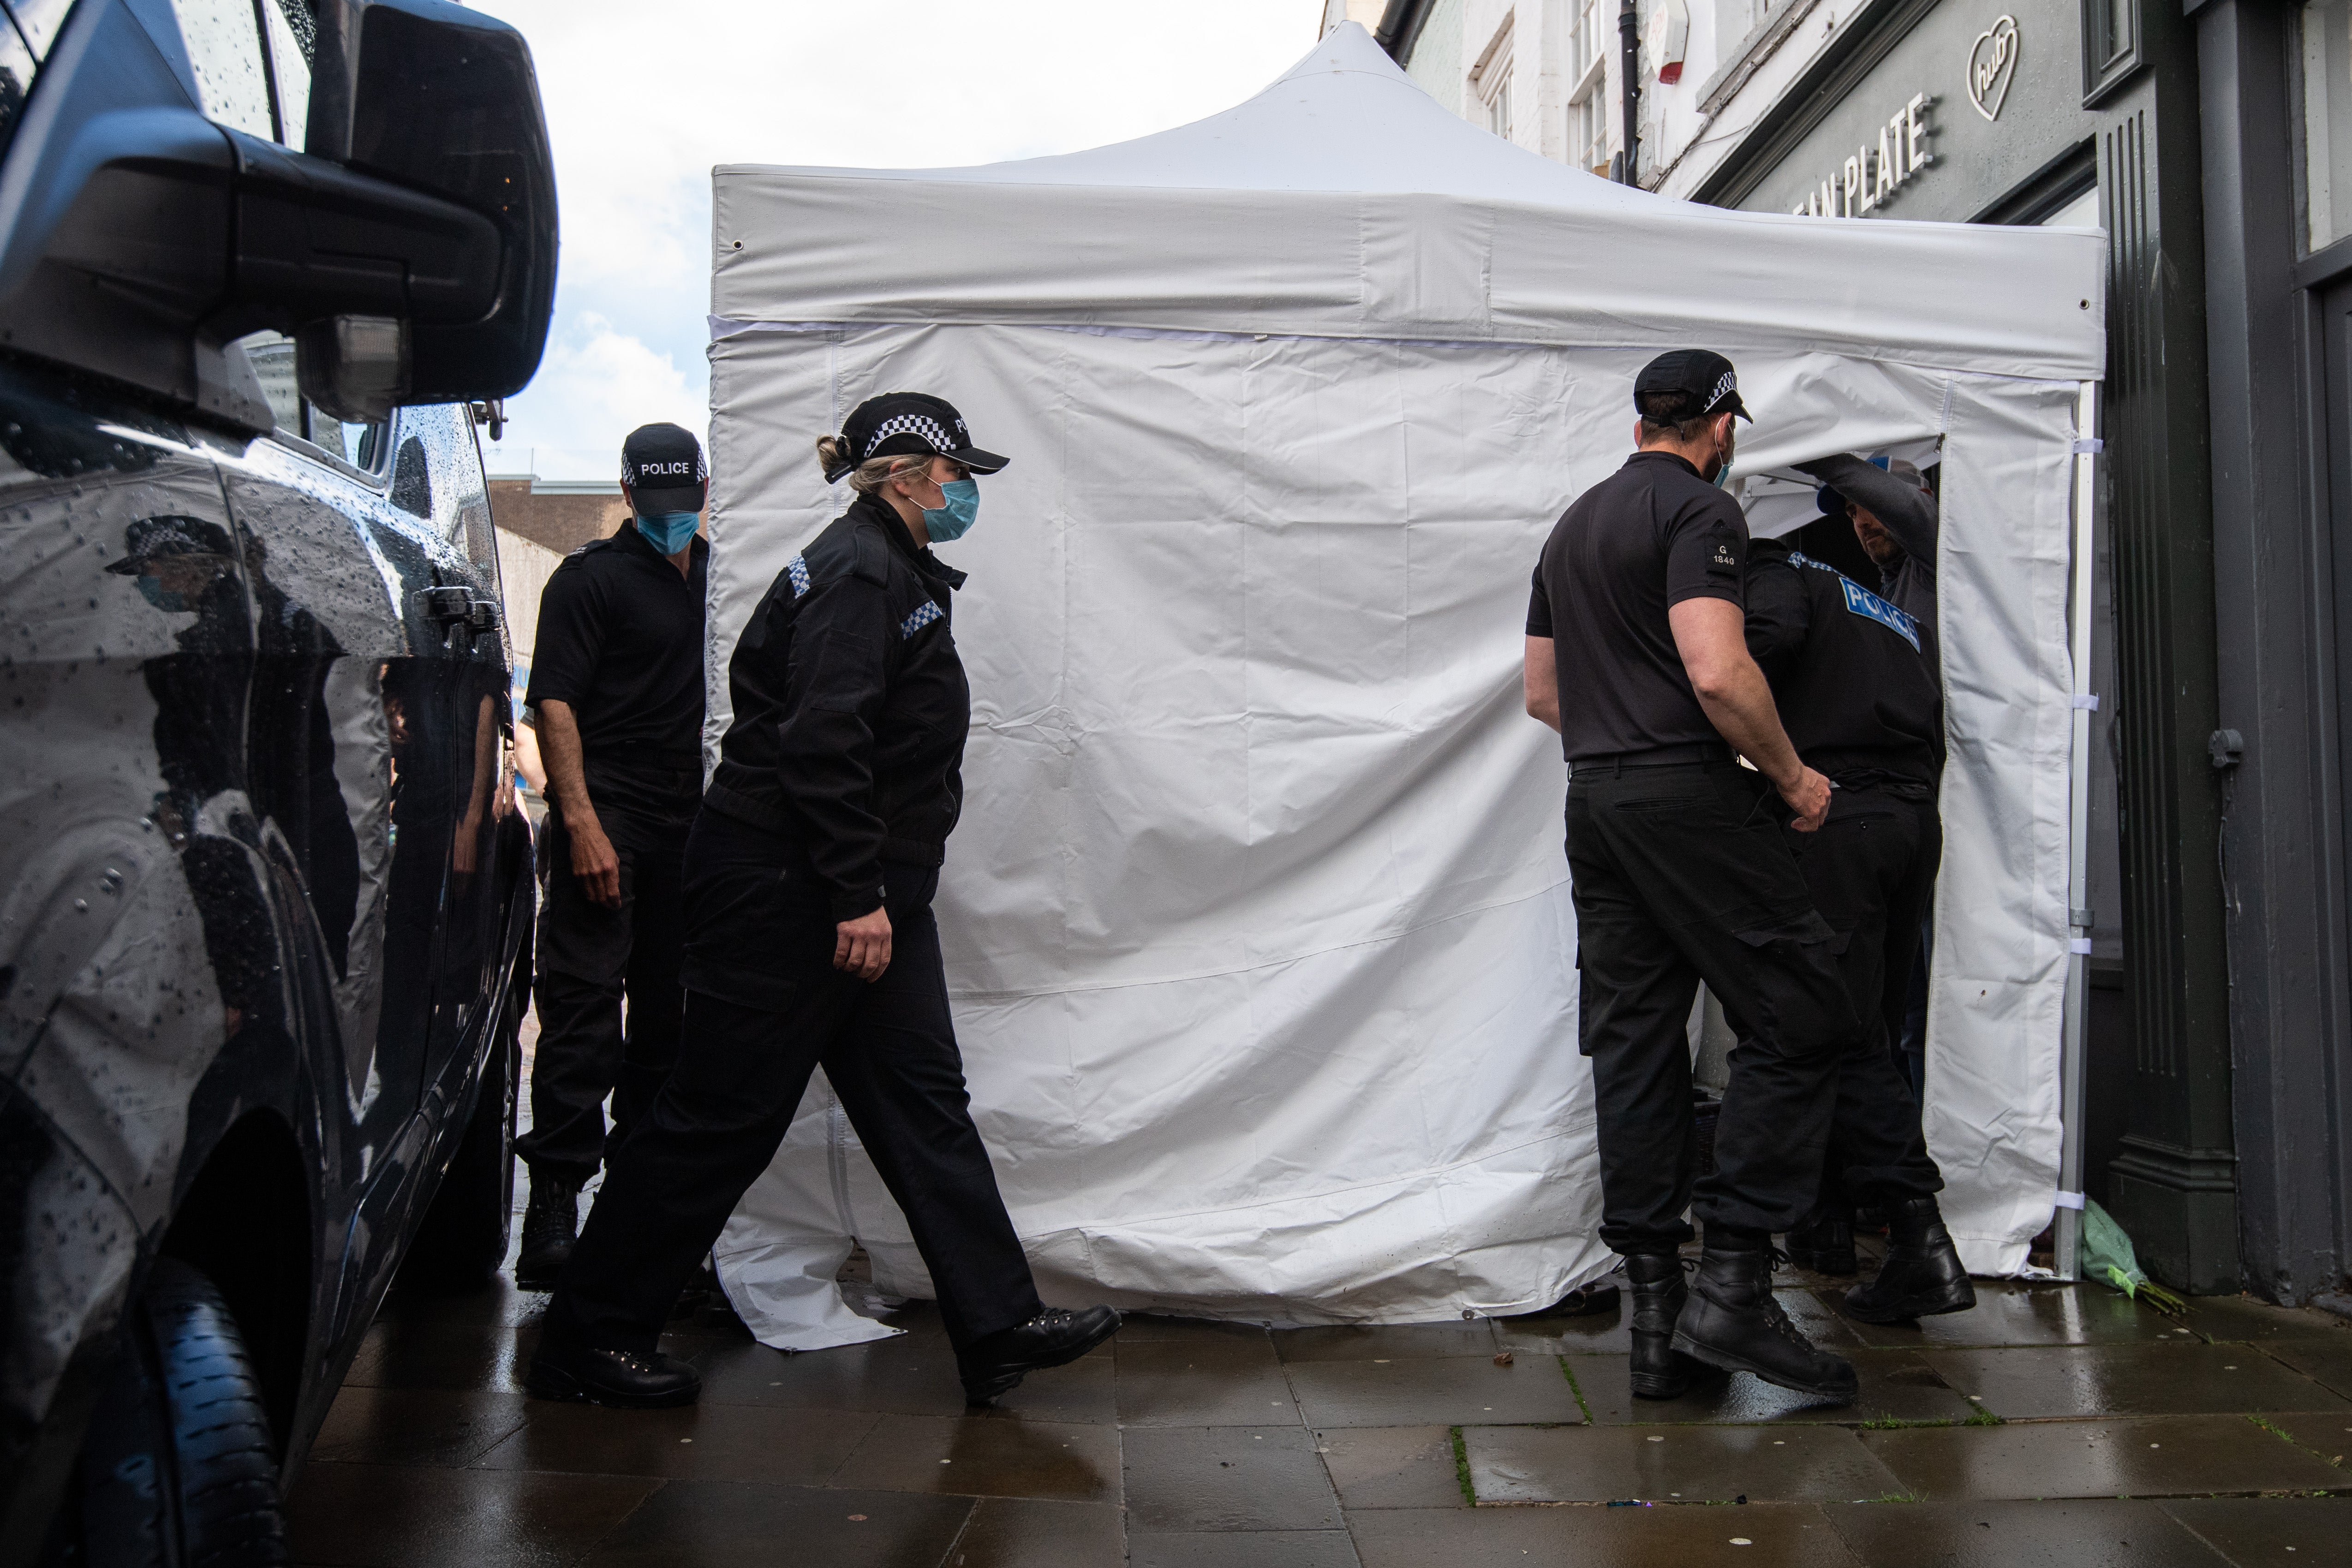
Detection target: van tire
<box><xmin>57</xmin><ymin>1257</ymin><xmax>287</xmax><ymax>1567</ymax></box>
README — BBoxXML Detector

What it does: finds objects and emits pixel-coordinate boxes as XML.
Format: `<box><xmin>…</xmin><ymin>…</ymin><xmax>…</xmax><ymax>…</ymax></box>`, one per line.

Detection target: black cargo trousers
<box><xmin>545</xmin><ymin>806</ymin><xmax>1044</xmax><ymax>1358</ymax></box>
<box><xmin>518</xmin><ymin>798</ymin><xmax>692</xmax><ymax>1188</ymax></box>
<box><xmin>1566</xmin><ymin>753</ymin><xmax>1937</xmax><ymax>1255</ymax></box>
<box><xmin>1748</xmin><ymin>777</ymin><xmax>1946</xmax><ymax>1211</ymax></box>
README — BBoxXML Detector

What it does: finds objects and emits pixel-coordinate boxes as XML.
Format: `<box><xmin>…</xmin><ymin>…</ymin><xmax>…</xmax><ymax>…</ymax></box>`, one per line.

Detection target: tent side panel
<box><xmin>1925</xmin><ymin>373</ymin><xmax>2081</xmax><ymax>1276</ymax></box>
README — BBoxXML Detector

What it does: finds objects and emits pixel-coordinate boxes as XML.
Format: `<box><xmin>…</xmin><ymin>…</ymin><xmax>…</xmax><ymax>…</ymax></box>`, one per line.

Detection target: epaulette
<box><xmin>566</xmin><ymin>536</ymin><xmax>620</xmax><ymax>559</ymax></box>
<box><xmin>849</xmin><ymin>520</ymin><xmax>891</xmax><ymax>587</ymax></box>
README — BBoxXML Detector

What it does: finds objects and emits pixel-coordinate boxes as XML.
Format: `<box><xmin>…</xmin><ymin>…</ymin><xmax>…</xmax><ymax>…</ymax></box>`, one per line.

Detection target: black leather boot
<box><xmin>1674</xmin><ymin>1228</ymin><xmax>1857</xmax><ymax>1404</ymax></box>
<box><xmin>526</xmin><ymin>1339</ymin><xmax>701</xmax><ymax>1408</ymax></box>
<box><xmin>1843</xmin><ymin>1196</ymin><xmax>1976</xmax><ymax>1323</ymax></box>
<box><xmin>1785</xmin><ymin>1207</ymin><xmax>1858</xmax><ymax>1276</ymax></box>
<box><xmin>959</xmin><ymin>1306</ymin><xmax>1122</xmax><ymax>1404</ymax></box>
<box><xmin>1625</xmin><ymin>1253</ymin><xmax>1710</xmax><ymax>1400</ymax></box>
<box><xmin>514</xmin><ymin>1173</ymin><xmax>580</xmax><ymax>1291</ymax></box>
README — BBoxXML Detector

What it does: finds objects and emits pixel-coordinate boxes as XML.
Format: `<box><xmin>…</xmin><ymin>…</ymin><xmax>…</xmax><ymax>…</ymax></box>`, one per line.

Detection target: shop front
<box><xmin>1691</xmin><ymin>0</ymin><xmax>2352</xmax><ymax>1305</ymax></box>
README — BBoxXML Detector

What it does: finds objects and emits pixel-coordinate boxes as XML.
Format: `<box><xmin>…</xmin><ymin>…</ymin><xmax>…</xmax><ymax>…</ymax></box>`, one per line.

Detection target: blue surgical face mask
<box><xmin>136</xmin><ymin>575</ymin><xmax>190</xmax><ymax>613</ymax></box>
<box><xmin>636</xmin><ymin>511</ymin><xmax>699</xmax><ymax>554</ymax></box>
<box><xmin>1710</xmin><ymin>426</ymin><xmax>1737</xmax><ymax>489</ymax></box>
<box><xmin>921</xmin><ymin>477</ymin><xmax>980</xmax><ymax>543</ymax></box>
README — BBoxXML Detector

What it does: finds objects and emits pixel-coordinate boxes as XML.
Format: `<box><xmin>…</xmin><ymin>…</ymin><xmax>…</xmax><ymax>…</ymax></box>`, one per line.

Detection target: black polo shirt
<box><xmin>1526</xmin><ymin>450</ymin><xmax>1747</xmax><ymax>762</ymax></box>
<box><xmin>525</xmin><ymin>522</ymin><xmax>709</xmax><ymax>818</ymax></box>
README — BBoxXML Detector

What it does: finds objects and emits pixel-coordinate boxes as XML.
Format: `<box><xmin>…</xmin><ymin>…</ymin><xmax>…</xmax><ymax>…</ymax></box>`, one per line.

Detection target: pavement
<box><xmin>285</xmin><ymin>1228</ymin><xmax>2352</xmax><ymax>1566</ymax></box>
<box><xmin>281</xmin><ymin>1014</ymin><xmax>2352</xmax><ymax>1565</ymax></box>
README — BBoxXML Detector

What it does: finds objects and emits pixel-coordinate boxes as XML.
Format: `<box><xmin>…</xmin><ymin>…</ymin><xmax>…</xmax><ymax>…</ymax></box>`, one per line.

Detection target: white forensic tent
<box><xmin>699</xmin><ymin>21</ymin><xmax>2106</xmax><ymax>1333</ymax></box>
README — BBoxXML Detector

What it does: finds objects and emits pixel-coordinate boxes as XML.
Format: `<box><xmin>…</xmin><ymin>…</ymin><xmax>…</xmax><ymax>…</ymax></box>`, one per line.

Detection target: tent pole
<box><xmin>2056</xmin><ymin>380</ymin><xmax>2100</xmax><ymax>1282</ymax></box>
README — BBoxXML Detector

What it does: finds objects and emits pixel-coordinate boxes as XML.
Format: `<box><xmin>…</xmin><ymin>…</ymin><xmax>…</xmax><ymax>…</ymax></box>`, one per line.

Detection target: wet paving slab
<box><xmin>1464</xmin><ymin>1422</ymin><xmax>1910</xmax><ymax>1504</ymax></box>
<box><xmin>2258</xmin><ymin>1333</ymin><xmax>2352</xmax><ymax>1401</ymax></box>
<box><xmin>2159</xmin><ymin>1496</ymin><xmax>2352</xmax><ymax>1565</ymax></box>
<box><xmin>1287</xmin><ymin>1352</ymin><xmax>1590</xmax><ymax>1428</ymax></box>
<box><xmin>305</xmin><ymin>1386</ymin><xmax>533</xmax><ymax>1468</ymax></box>
<box><xmin>286</xmin><ymin>1461</ymin><xmax>662</xmax><ymax>1567</ymax></box>
<box><xmin>2183</xmin><ymin>1296</ymin><xmax>2352</xmax><ymax>1345</ymax></box>
<box><xmin>568</xmin><ymin>1480</ymin><xmax>973</xmax><ymax>1568</ymax></box>
<box><xmin>1122</xmin><ymin>1425</ymin><xmax>1345</xmax><ymax>1531</ymax></box>
<box><xmin>830</xmin><ymin>1412</ymin><xmax>1121</xmax><ymax>1502</ymax></box>
<box><xmin>1860</xmin><ymin>1413</ymin><xmax>2348</xmax><ymax>1500</ymax></box>
<box><xmin>1568</xmin><ymin>1347</ymin><xmax>1980</xmax><ymax>1426</ymax></box>
<box><xmin>1313</xmin><ymin>1425</ymin><xmax>1472</xmax><ymax>1509</ymax></box>
<box><xmin>1114</xmin><ymin>1333</ymin><xmax>1305</xmax><ymax>1426</ymax></box>
<box><xmin>686</xmin><ymin>1329</ymin><xmax>1118</xmax><ymax>1423</ymax></box>
<box><xmin>949</xmin><ymin>1497</ymin><xmax>1126</xmax><ymax>1568</ymax></box>
<box><xmin>2258</xmin><ymin>1408</ymin><xmax>2352</xmax><ymax>1465</ymax></box>
<box><xmin>1349</xmin><ymin>1501</ymin><xmax>1864</xmax><ymax>1567</ymax></box>
<box><xmin>1820</xmin><ymin>1498</ymin><xmax>2233</xmax><ymax>1567</ymax></box>
<box><xmin>1837</xmin><ymin>1279</ymin><xmax>2202</xmax><ymax>1348</ymax></box>
<box><xmin>1920</xmin><ymin>1342</ymin><xmax>2352</xmax><ymax>1419</ymax></box>
<box><xmin>291</xmin><ymin>1234</ymin><xmax>2352</xmax><ymax>1567</ymax></box>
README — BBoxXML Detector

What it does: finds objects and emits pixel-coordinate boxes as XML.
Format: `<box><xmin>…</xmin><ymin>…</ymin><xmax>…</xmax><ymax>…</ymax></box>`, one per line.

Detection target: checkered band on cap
<box><xmin>1708</xmin><ymin>370</ymin><xmax>1737</xmax><ymax>409</ymax></box>
<box><xmin>860</xmin><ymin>413</ymin><xmax>966</xmax><ymax>462</ymax></box>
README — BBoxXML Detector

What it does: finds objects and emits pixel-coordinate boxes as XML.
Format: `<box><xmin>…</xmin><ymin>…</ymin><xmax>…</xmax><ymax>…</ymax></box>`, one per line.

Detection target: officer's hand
<box><xmin>1780</xmin><ymin>766</ymin><xmax>1833</xmax><ymax>833</ymax></box>
<box><xmin>569</xmin><ymin>819</ymin><xmax>623</xmax><ymax>908</ymax></box>
<box><xmin>835</xmin><ymin>906</ymin><xmax>893</xmax><ymax>981</ymax></box>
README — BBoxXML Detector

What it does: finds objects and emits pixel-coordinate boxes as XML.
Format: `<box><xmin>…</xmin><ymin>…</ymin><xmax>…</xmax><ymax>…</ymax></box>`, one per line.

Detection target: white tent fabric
<box><xmin>700</xmin><ymin>22</ymin><xmax>2103</xmax><ymax>1332</ymax></box>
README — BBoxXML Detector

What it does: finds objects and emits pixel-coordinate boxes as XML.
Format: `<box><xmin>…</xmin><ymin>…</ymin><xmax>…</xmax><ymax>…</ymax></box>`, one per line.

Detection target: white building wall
<box><xmin>1386</xmin><ymin>0</ymin><xmax>1887</xmax><ymax>200</ymax></box>
<box><xmin>1389</xmin><ymin>0</ymin><xmax>1626</xmax><ymax>178</ymax></box>
<box><xmin>494</xmin><ymin>528</ymin><xmax>563</xmax><ymax>676</ymax></box>
<box><xmin>1399</xmin><ymin>0</ymin><xmax>1470</xmax><ymax>116</ymax></box>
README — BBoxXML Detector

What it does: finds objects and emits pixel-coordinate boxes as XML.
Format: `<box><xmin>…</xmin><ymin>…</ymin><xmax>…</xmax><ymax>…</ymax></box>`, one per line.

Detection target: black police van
<box><xmin>0</xmin><ymin>2</ymin><xmax>557</xmax><ymax>1561</ymax></box>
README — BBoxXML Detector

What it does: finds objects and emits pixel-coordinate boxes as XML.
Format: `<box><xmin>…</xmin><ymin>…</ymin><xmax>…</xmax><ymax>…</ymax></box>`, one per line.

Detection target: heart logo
<box><xmin>1966</xmin><ymin>14</ymin><xmax>2020</xmax><ymax>122</ymax></box>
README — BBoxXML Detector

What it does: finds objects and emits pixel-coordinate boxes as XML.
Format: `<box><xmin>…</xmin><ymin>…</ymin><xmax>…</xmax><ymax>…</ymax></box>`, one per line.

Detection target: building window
<box><xmin>2304</xmin><ymin>0</ymin><xmax>2352</xmax><ymax>252</ymax></box>
<box><xmin>1570</xmin><ymin>0</ymin><xmax>1609</xmax><ymax>173</ymax></box>
<box><xmin>2081</xmin><ymin>0</ymin><xmax>2144</xmax><ymax>106</ymax></box>
<box><xmin>1471</xmin><ymin>17</ymin><xmax>1515</xmax><ymax>142</ymax></box>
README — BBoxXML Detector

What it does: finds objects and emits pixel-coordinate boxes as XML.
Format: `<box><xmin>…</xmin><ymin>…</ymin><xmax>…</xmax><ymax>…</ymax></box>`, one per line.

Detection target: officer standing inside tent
<box><xmin>513</xmin><ymin>424</ymin><xmax>711</xmax><ymax>1288</ymax></box>
<box><xmin>1736</xmin><ymin>525</ymin><xmax>1975</xmax><ymax>1323</ymax></box>
<box><xmin>1799</xmin><ymin>453</ymin><xmax>1938</xmax><ymax>648</ymax></box>
<box><xmin>1522</xmin><ymin>350</ymin><xmax>1864</xmax><ymax>1407</ymax></box>
<box><xmin>1799</xmin><ymin>453</ymin><xmax>1943</xmax><ymax>1103</ymax></box>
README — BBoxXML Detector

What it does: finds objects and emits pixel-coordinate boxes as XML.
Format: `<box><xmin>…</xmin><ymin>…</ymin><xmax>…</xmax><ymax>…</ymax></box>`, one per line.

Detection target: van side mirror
<box><xmin>306</xmin><ymin>0</ymin><xmax>558</xmax><ymax>415</ymax></box>
<box><xmin>0</xmin><ymin>0</ymin><xmax>557</xmax><ymax>433</ymax></box>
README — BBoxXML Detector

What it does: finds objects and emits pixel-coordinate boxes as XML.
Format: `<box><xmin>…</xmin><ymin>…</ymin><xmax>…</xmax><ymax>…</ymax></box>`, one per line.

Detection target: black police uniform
<box><xmin>1529</xmin><ymin>450</ymin><xmax>1861</xmax><ymax>1253</ymax></box>
<box><xmin>518</xmin><ymin>523</ymin><xmax>709</xmax><ymax>1190</ymax></box>
<box><xmin>545</xmin><ymin>490</ymin><xmax>1045</xmax><ymax>1359</ymax></box>
<box><xmin>1740</xmin><ymin>537</ymin><xmax>1944</xmax><ymax>1199</ymax></box>
<box><xmin>1796</xmin><ymin>453</ymin><xmax>1944</xmax><ymax>1088</ymax></box>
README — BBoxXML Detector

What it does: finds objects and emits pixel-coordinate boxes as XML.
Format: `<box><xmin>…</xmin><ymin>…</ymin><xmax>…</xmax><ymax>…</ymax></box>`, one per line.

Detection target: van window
<box><xmin>0</xmin><ymin>19</ymin><xmax>36</xmax><ymax>168</ymax></box>
<box><xmin>5</xmin><ymin>1</ymin><xmax>72</xmax><ymax>58</ymax></box>
<box><xmin>238</xmin><ymin>330</ymin><xmax>388</xmax><ymax>473</ymax></box>
<box><xmin>260</xmin><ymin>0</ymin><xmax>313</xmax><ymax>148</ymax></box>
<box><xmin>170</xmin><ymin>0</ymin><xmax>275</xmax><ymax>140</ymax></box>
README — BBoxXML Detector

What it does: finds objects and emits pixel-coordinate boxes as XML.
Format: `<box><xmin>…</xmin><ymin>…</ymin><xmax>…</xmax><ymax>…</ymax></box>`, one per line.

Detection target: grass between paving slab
<box><xmin>1858</xmin><ymin>1407</ymin><xmax>2004</xmax><ymax>1430</ymax></box>
<box><xmin>1557</xmin><ymin>1357</ymin><xmax>1595</xmax><ymax>1423</ymax></box>
<box><xmin>1449</xmin><ymin>1426</ymin><xmax>1474</xmax><ymax>1504</ymax></box>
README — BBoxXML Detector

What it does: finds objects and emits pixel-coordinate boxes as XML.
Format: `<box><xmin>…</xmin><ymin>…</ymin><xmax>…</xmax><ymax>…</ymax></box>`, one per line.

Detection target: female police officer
<box><xmin>532</xmin><ymin>393</ymin><xmax>1121</xmax><ymax>1408</ymax></box>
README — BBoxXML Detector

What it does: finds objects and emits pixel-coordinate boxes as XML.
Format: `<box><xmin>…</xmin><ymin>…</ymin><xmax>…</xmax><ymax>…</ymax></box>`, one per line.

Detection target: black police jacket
<box><xmin>703</xmin><ymin>492</ymin><xmax>971</xmax><ymax>920</ymax></box>
<box><xmin>1743</xmin><ymin>537</ymin><xmax>1941</xmax><ymax>788</ymax></box>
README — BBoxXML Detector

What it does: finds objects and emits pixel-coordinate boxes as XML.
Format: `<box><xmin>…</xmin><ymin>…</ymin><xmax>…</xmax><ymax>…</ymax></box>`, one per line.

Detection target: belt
<box><xmin>1570</xmin><ymin>740</ymin><xmax>1734</xmax><ymax>774</ymax></box>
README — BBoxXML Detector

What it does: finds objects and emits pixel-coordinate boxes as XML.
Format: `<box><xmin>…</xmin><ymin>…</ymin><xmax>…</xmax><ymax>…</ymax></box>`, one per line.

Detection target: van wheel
<box><xmin>58</xmin><ymin>1257</ymin><xmax>287</xmax><ymax>1567</ymax></box>
<box><xmin>400</xmin><ymin>965</ymin><xmax>523</xmax><ymax>1288</ymax></box>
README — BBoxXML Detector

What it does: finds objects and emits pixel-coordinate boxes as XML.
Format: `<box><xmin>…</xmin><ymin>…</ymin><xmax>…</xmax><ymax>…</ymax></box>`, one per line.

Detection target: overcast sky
<box><xmin>470</xmin><ymin>0</ymin><xmax>1325</xmax><ymax>480</ymax></box>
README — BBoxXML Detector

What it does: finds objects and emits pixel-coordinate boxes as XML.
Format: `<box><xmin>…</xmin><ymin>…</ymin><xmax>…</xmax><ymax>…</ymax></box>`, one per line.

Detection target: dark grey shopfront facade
<box><xmin>1688</xmin><ymin>0</ymin><xmax>2352</xmax><ymax>1306</ymax></box>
